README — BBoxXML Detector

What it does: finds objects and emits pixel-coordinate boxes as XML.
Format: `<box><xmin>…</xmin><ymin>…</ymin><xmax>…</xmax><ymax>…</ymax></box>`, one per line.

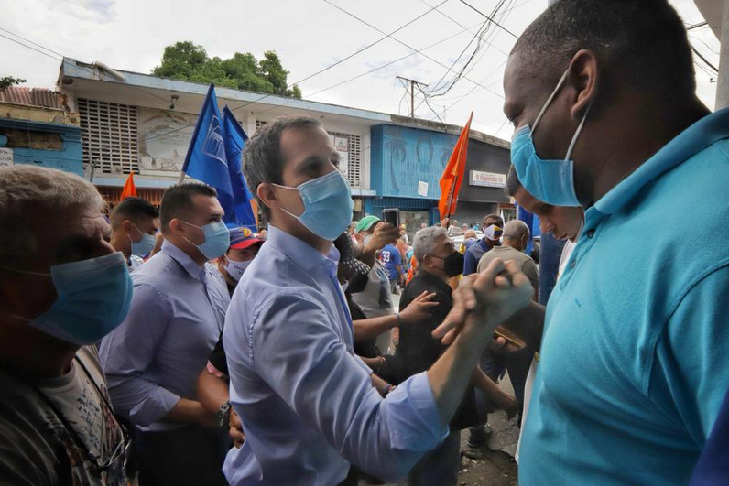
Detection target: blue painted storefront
<box><xmin>0</xmin><ymin>118</ymin><xmax>83</xmax><ymax>175</ymax></box>
<box><xmin>369</xmin><ymin>124</ymin><xmax>459</xmax><ymax>224</ymax></box>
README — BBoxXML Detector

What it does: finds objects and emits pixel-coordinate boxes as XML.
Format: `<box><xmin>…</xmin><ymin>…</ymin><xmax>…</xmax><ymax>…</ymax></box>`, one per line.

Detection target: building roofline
<box><xmin>59</xmin><ymin>57</ymin><xmax>510</xmax><ymax>148</ymax></box>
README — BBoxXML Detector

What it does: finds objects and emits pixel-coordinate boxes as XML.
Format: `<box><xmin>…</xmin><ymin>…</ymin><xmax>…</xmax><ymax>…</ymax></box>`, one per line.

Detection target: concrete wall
<box><xmin>0</xmin><ymin>118</ymin><xmax>83</xmax><ymax>175</ymax></box>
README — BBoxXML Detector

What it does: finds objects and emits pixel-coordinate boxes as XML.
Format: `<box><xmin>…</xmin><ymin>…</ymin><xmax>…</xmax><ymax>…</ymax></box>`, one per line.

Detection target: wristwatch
<box><xmin>217</xmin><ymin>401</ymin><xmax>232</xmax><ymax>428</ymax></box>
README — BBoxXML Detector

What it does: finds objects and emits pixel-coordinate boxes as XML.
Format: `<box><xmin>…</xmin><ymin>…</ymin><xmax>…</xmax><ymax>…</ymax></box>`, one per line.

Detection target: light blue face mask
<box><xmin>511</xmin><ymin>69</ymin><xmax>591</xmax><ymax>207</ymax></box>
<box><xmin>7</xmin><ymin>252</ymin><xmax>133</xmax><ymax>345</ymax></box>
<box><xmin>182</xmin><ymin>220</ymin><xmax>231</xmax><ymax>260</ymax></box>
<box><xmin>129</xmin><ymin>225</ymin><xmax>157</xmax><ymax>257</ymax></box>
<box><xmin>274</xmin><ymin>170</ymin><xmax>354</xmax><ymax>242</ymax></box>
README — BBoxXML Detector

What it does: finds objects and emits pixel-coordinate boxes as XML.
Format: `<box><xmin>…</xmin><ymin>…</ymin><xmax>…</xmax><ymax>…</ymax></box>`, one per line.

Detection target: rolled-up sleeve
<box><xmin>252</xmin><ymin>292</ymin><xmax>449</xmax><ymax>482</ymax></box>
<box><xmin>99</xmin><ymin>283</ymin><xmax>180</xmax><ymax>426</ymax></box>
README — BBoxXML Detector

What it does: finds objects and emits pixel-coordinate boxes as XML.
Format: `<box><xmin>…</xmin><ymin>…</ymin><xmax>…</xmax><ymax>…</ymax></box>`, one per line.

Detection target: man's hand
<box><xmin>229</xmin><ymin>409</ymin><xmax>245</xmax><ymax>449</ymax></box>
<box><xmin>364</xmin><ymin>222</ymin><xmax>398</xmax><ymax>253</ymax></box>
<box><xmin>433</xmin><ymin>259</ymin><xmax>533</xmax><ymax>345</ymax></box>
<box><xmin>399</xmin><ymin>291</ymin><xmax>439</xmax><ymax>323</ymax></box>
<box><xmin>494</xmin><ymin>392</ymin><xmax>519</xmax><ymax>420</ymax></box>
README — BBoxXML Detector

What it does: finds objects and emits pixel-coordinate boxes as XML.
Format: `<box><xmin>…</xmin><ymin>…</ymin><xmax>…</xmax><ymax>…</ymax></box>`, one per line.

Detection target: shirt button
<box><xmin>570</xmin><ymin>260</ymin><xmax>576</xmax><ymax>268</ymax></box>
<box><xmin>587</xmin><ymin>230</ymin><xmax>595</xmax><ymax>238</ymax></box>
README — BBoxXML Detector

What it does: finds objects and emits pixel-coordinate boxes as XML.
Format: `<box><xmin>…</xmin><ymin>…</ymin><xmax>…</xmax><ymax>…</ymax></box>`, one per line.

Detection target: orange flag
<box><xmin>120</xmin><ymin>172</ymin><xmax>137</xmax><ymax>199</ymax></box>
<box><xmin>438</xmin><ymin>113</ymin><xmax>473</xmax><ymax>220</ymax></box>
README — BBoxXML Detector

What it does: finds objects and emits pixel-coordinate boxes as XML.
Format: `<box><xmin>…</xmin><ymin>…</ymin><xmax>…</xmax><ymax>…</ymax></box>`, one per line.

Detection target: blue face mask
<box><xmin>274</xmin><ymin>170</ymin><xmax>354</xmax><ymax>242</ymax></box>
<box><xmin>511</xmin><ymin>69</ymin><xmax>591</xmax><ymax>207</ymax></box>
<box><xmin>182</xmin><ymin>220</ymin><xmax>231</xmax><ymax>260</ymax></box>
<box><xmin>8</xmin><ymin>252</ymin><xmax>133</xmax><ymax>345</ymax></box>
<box><xmin>129</xmin><ymin>225</ymin><xmax>157</xmax><ymax>257</ymax></box>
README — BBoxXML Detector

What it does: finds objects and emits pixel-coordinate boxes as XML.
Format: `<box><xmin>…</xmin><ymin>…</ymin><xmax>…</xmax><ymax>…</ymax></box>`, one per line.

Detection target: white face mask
<box><xmin>225</xmin><ymin>258</ymin><xmax>252</xmax><ymax>282</ymax></box>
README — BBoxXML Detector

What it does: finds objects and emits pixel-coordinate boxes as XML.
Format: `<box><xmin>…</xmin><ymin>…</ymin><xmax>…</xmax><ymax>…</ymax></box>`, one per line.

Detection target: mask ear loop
<box><xmin>564</xmin><ymin>101</ymin><xmax>593</xmax><ymax>161</ymax></box>
<box><xmin>532</xmin><ymin>69</ymin><xmax>571</xmax><ymax>137</ymax></box>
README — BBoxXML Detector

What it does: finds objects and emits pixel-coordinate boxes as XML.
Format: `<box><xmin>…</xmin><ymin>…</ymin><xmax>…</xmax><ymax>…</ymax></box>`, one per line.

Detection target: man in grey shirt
<box><xmin>477</xmin><ymin>221</ymin><xmax>539</xmax><ymax>296</ymax></box>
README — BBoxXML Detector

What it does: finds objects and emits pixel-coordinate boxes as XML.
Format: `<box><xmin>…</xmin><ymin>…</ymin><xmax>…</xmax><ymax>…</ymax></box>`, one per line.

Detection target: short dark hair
<box><xmin>159</xmin><ymin>182</ymin><xmax>217</xmax><ymax>232</ymax></box>
<box><xmin>484</xmin><ymin>213</ymin><xmax>504</xmax><ymax>228</ymax></box>
<box><xmin>243</xmin><ymin>116</ymin><xmax>322</xmax><ymax>214</ymax></box>
<box><xmin>111</xmin><ymin>197</ymin><xmax>159</xmax><ymax>230</ymax></box>
<box><xmin>505</xmin><ymin>165</ymin><xmax>521</xmax><ymax>198</ymax></box>
<box><xmin>511</xmin><ymin>0</ymin><xmax>694</xmax><ymax>100</ymax></box>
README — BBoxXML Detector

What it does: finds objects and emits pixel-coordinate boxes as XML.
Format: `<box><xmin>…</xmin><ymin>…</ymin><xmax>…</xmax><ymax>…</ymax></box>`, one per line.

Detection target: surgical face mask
<box><xmin>225</xmin><ymin>258</ymin><xmax>252</xmax><ymax>282</ymax></box>
<box><xmin>274</xmin><ymin>170</ymin><xmax>354</xmax><ymax>242</ymax></box>
<box><xmin>7</xmin><ymin>252</ymin><xmax>133</xmax><ymax>345</ymax></box>
<box><xmin>181</xmin><ymin>221</ymin><xmax>230</xmax><ymax>260</ymax></box>
<box><xmin>129</xmin><ymin>225</ymin><xmax>156</xmax><ymax>256</ymax></box>
<box><xmin>430</xmin><ymin>251</ymin><xmax>464</xmax><ymax>277</ymax></box>
<box><xmin>511</xmin><ymin>69</ymin><xmax>592</xmax><ymax>207</ymax></box>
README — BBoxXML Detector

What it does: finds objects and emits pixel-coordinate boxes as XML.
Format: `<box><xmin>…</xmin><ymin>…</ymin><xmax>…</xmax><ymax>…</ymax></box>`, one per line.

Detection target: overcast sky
<box><xmin>1</xmin><ymin>0</ymin><xmax>721</xmax><ymax>139</ymax></box>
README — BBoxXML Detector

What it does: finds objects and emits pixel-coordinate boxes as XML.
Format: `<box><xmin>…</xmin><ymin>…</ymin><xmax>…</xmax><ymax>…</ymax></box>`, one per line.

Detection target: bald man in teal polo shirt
<box><xmin>436</xmin><ymin>1</ymin><xmax>729</xmax><ymax>485</ymax></box>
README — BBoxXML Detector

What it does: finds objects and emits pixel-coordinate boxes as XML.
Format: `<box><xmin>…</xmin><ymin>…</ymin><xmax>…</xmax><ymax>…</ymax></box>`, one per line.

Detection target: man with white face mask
<box><xmin>100</xmin><ymin>181</ymin><xmax>232</xmax><ymax>486</ymax></box>
<box><xmin>216</xmin><ymin>226</ymin><xmax>264</xmax><ymax>296</ymax></box>
<box><xmin>0</xmin><ymin>166</ymin><xmax>131</xmax><ymax>485</ymax></box>
<box><xmin>222</xmin><ymin>115</ymin><xmax>534</xmax><ymax>486</ymax></box>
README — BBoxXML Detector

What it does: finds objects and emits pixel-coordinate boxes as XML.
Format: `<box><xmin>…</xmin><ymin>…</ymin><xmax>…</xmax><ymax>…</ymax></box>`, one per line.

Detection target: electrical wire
<box><xmin>457</xmin><ymin>0</ymin><xmax>517</xmax><ymax>38</ymax></box>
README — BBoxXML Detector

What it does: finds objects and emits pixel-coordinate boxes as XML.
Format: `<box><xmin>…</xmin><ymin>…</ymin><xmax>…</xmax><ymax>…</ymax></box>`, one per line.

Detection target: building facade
<box><xmin>0</xmin><ymin>88</ymin><xmax>82</xmax><ymax>176</ymax></box>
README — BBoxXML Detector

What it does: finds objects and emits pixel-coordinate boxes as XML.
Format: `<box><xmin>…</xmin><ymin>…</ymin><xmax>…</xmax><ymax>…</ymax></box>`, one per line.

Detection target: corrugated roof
<box><xmin>0</xmin><ymin>87</ymin><xmax>63</xmax><ymax>109</ymax></box>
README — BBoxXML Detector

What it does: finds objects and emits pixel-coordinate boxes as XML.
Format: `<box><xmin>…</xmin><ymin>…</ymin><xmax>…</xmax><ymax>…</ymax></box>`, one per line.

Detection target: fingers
<box><xmin>441</xmin><ymin>327</ymin><xmax>458</xmax><ymax>345</ymax></box>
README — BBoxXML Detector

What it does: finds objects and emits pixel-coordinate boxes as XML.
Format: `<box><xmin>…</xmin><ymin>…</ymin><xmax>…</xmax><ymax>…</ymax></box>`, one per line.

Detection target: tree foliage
<box><xmin>152</xmin><ymin>41</ymin><xmax>301</xmax><ymax>99</ymax></box>
<box><xmin>0</xmin><ymin>76</ymin><xmax>25</xmax><ymax>92</ymax></box>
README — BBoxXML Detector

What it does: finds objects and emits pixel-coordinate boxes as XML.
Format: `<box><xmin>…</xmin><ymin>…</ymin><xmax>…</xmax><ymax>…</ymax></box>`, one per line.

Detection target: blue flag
<box><xmin>182</xmin><ymin>84</ymin><xmax>235</xmax><ymax>218</ymax></box>
<box><xmin>222</xmin><ymin>105</ymin><xmax>256</xmax><ymax>230</ymax></box>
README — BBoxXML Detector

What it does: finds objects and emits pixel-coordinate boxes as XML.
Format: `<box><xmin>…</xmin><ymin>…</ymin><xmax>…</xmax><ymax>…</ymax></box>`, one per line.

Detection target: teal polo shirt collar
<box><xmin>588</xmin><ymin>107</ymin><xmax>729</xmax><ymax>219</ymax></box>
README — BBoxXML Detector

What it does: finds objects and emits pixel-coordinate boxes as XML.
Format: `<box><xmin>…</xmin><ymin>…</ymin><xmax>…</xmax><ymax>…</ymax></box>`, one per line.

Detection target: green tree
<box><xmin>152</xmin><ymin>41</ymin><xmax>301</xmax><ymax>99</ymax></box>
<box><xmin>0</xmin><ymin>76</ymin><xmax>25</xmax><ymax>92</ymax></box>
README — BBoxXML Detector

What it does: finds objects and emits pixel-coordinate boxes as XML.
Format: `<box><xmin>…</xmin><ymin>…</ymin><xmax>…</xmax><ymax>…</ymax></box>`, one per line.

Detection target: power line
<box><xmin>321</xmin><ymin>0</ymin><xmax>504</xmax><ymax>99</ymax></box>
<box><xmin>457</xmin><ymin>0</ymin><xmax>517</xmax><ymax>38</ymax></box>
<box><xmin>692</xmin><ymin>45</ymin><xmax>719</xmax><ymax>73</ymax></box>
<box><xmin>145</xmin><ymin>19</ymin><xmax>487</xmax><ymax>144</ymax></box>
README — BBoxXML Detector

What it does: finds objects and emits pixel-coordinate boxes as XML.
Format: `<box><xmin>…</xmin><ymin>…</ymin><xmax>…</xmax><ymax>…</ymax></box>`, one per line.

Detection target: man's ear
<box><xmin>168</xmin><ymin>218</ymin><xmax>184</xmax><ymax>236</ymax></box>
<box><xmin>256</xmin><ymin>183</ymin><xmax>277</xmax><ymax>211</ymax></box>
<box><xmin>121</xmin><ymin>219</ymin><xmax>134</xmax><ymax>234</ymax></box>
<box><xmin>568</xmin><ymin>49</ymin><xmax>598</xmax><ymax>120</ymax></box>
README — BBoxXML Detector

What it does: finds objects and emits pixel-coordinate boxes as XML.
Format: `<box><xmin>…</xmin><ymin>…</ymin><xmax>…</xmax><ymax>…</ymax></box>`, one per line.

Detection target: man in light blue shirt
<box><xmin>100</xmin><ymin>182</ymin><xmax>232</xmax><ymax>486</ymax></box>
<box><xmin>435</xmin><ymin>1</ymin><xmax>729</xmax><ymax>484</ymax></box>
<box><xmin>223</xmin><ymin>116</ymin><xmax>534</xmax><ymax>485</ymax></box>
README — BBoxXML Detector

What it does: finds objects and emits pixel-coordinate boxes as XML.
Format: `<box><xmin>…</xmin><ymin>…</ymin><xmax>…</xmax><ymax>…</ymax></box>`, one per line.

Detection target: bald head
<box><xmin>503</xmin><ymin>220</ymin><xmax>530</xmax><ymax>252</ymax></box>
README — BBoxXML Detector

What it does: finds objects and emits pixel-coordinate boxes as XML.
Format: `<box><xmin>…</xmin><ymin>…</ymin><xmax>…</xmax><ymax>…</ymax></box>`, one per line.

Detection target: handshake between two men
<box><xmin>424</xmin><ymin>258</ymin><xmax>538</xmax><ymax>426</ymax></box>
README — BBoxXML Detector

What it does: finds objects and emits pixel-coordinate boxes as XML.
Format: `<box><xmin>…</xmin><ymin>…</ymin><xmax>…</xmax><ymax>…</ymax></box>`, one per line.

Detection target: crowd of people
<box><xmin>1</xmin><ymin>0</ymin><xmax>729</xmax><ymax>485</ymax></box>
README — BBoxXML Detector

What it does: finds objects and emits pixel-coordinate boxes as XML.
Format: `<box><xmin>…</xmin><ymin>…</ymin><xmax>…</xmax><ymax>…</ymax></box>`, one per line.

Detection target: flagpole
<box><xmin>177</xmin><ymin>170</ymin><xmax>186</xmax><ymax>184</ymax></box>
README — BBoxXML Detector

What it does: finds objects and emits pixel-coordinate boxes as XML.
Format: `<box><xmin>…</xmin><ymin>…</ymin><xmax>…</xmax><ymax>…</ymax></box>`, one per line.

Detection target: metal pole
<box><xmin>716</xmin><ymin>0</ymin><xmax>729</xmax><ymax>110</ymax></box>
<box><xmin>410</xmin><ymin>80</ymin><xmax>415</xmax><ymax>118</ymax></box>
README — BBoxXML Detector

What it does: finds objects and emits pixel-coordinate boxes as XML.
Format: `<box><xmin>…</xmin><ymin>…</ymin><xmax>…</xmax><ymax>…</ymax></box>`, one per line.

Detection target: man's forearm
<box><xmin>427</xmin><ymin>313</ymin><xmax>494</xmax><ymax>425</ymax></box>
<box><xmin>353</xmin><ymin>315</ymin><xmax>398</xmax><ymax>342</ymax></box>
<box><xmin>164</xmin><ymin>397</ymin><xmax>215</xmax><ymax>427</ymax></box>
<box><xmin>196</xmin><ymin>370</ymin><xmax>230</xmax><ymax>415</ymax></box>
<box><xmin>501</xmin><ymin>300</ymin><xmax>545</xmax><ymax>351</ymax></box>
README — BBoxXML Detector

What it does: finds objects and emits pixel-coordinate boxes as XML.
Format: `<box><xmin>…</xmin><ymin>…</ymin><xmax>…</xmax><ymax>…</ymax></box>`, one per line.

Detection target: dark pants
<box><xmin>135</xmin><ymin>425</ymin><xmax>229</xmax><ymax>486</ymax></box>
<box><xmin>407</xmin><ymin>430</ymin><xmax>462</xmax><ymax>486</ymax></box>
<box><xmin>468</xmin><ymin>345</ymin><xmax>532</xmax><ymax>446</ymax></box>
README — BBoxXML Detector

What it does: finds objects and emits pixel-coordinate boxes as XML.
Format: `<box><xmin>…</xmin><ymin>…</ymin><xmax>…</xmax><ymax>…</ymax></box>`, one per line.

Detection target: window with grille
<box><xmin>78</xmin><ymin>98</ymin><xmax>138</xmax><ymax>175</ymax></box>
<box><xmin>255</xmin><ymin>120</ymin><xmax>267</xmax><ymax>132</ymax></box>
<box><xmin>330</xmin><ymin>132</ymin><xmax>362</xmax><ymax>188</ymax></box>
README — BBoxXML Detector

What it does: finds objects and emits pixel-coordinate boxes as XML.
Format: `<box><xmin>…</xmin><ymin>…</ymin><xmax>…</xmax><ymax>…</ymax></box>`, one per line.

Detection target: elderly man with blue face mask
<box><xmin>436</xmin><ymin>1</ymin><xmax>729</xmax><ymax>485</ymax></box>
<box><xmin>100</xmin><ymin>181</ymin><xmax>232</xmax><ymax>486</ymax></box>
<box><xmin>221</xmin><ymin>115</ymin><xmax>534</xmax><ymax>486</ymax></box>
<box><xmin>0</xmin><ymin>166</ymin><xmax>132</xmax><ymax>485</ymax></box>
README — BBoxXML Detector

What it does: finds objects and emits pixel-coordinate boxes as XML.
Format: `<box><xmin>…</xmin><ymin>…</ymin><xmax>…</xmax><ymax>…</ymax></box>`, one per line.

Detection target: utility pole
<box><xmin>396</xmin><ymin>76</ymin><xmax>428</xmax><ymax>119</ymax></box>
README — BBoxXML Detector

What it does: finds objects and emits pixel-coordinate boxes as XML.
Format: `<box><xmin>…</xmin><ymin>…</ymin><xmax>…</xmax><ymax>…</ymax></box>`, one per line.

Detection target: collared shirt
<box><xmin>222</xmin><ymin>226</ymin><xmax>448</xmax><ymax>486</ymax></box>
<box><xmin>463</xmin><ymin>239</ymin><xmax>496</xmax><ymax>276</ymax></box>
<box><xmin>519</xmin><ymin>108</ymin><xmax>729</xmax><ymax>485</ymax></box>
<box><xmin>476</xmin><ymin>245</ymin><xmax>539</xmax><ymax>291</ymax></box>
<box><xmin>100</xmin><ymin>240</ymin><xmax>230</xmax><ymax>431</ymax></box>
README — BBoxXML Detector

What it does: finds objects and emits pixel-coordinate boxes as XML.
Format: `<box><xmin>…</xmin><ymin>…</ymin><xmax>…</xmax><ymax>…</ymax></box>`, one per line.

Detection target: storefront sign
<box><xmin>0</xmin><ymin>147</ymin><xmax>13</xmax><ymax>167</ymax></box>
<box><xmin>470</xmin><ymin>170</ymin><xmax>506</xmax><ymax>188</ymax></box>
<box><xmin>418</xmin><ymin>180</ymin><xmax>429</xmax><ymax>197</ymax></box>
